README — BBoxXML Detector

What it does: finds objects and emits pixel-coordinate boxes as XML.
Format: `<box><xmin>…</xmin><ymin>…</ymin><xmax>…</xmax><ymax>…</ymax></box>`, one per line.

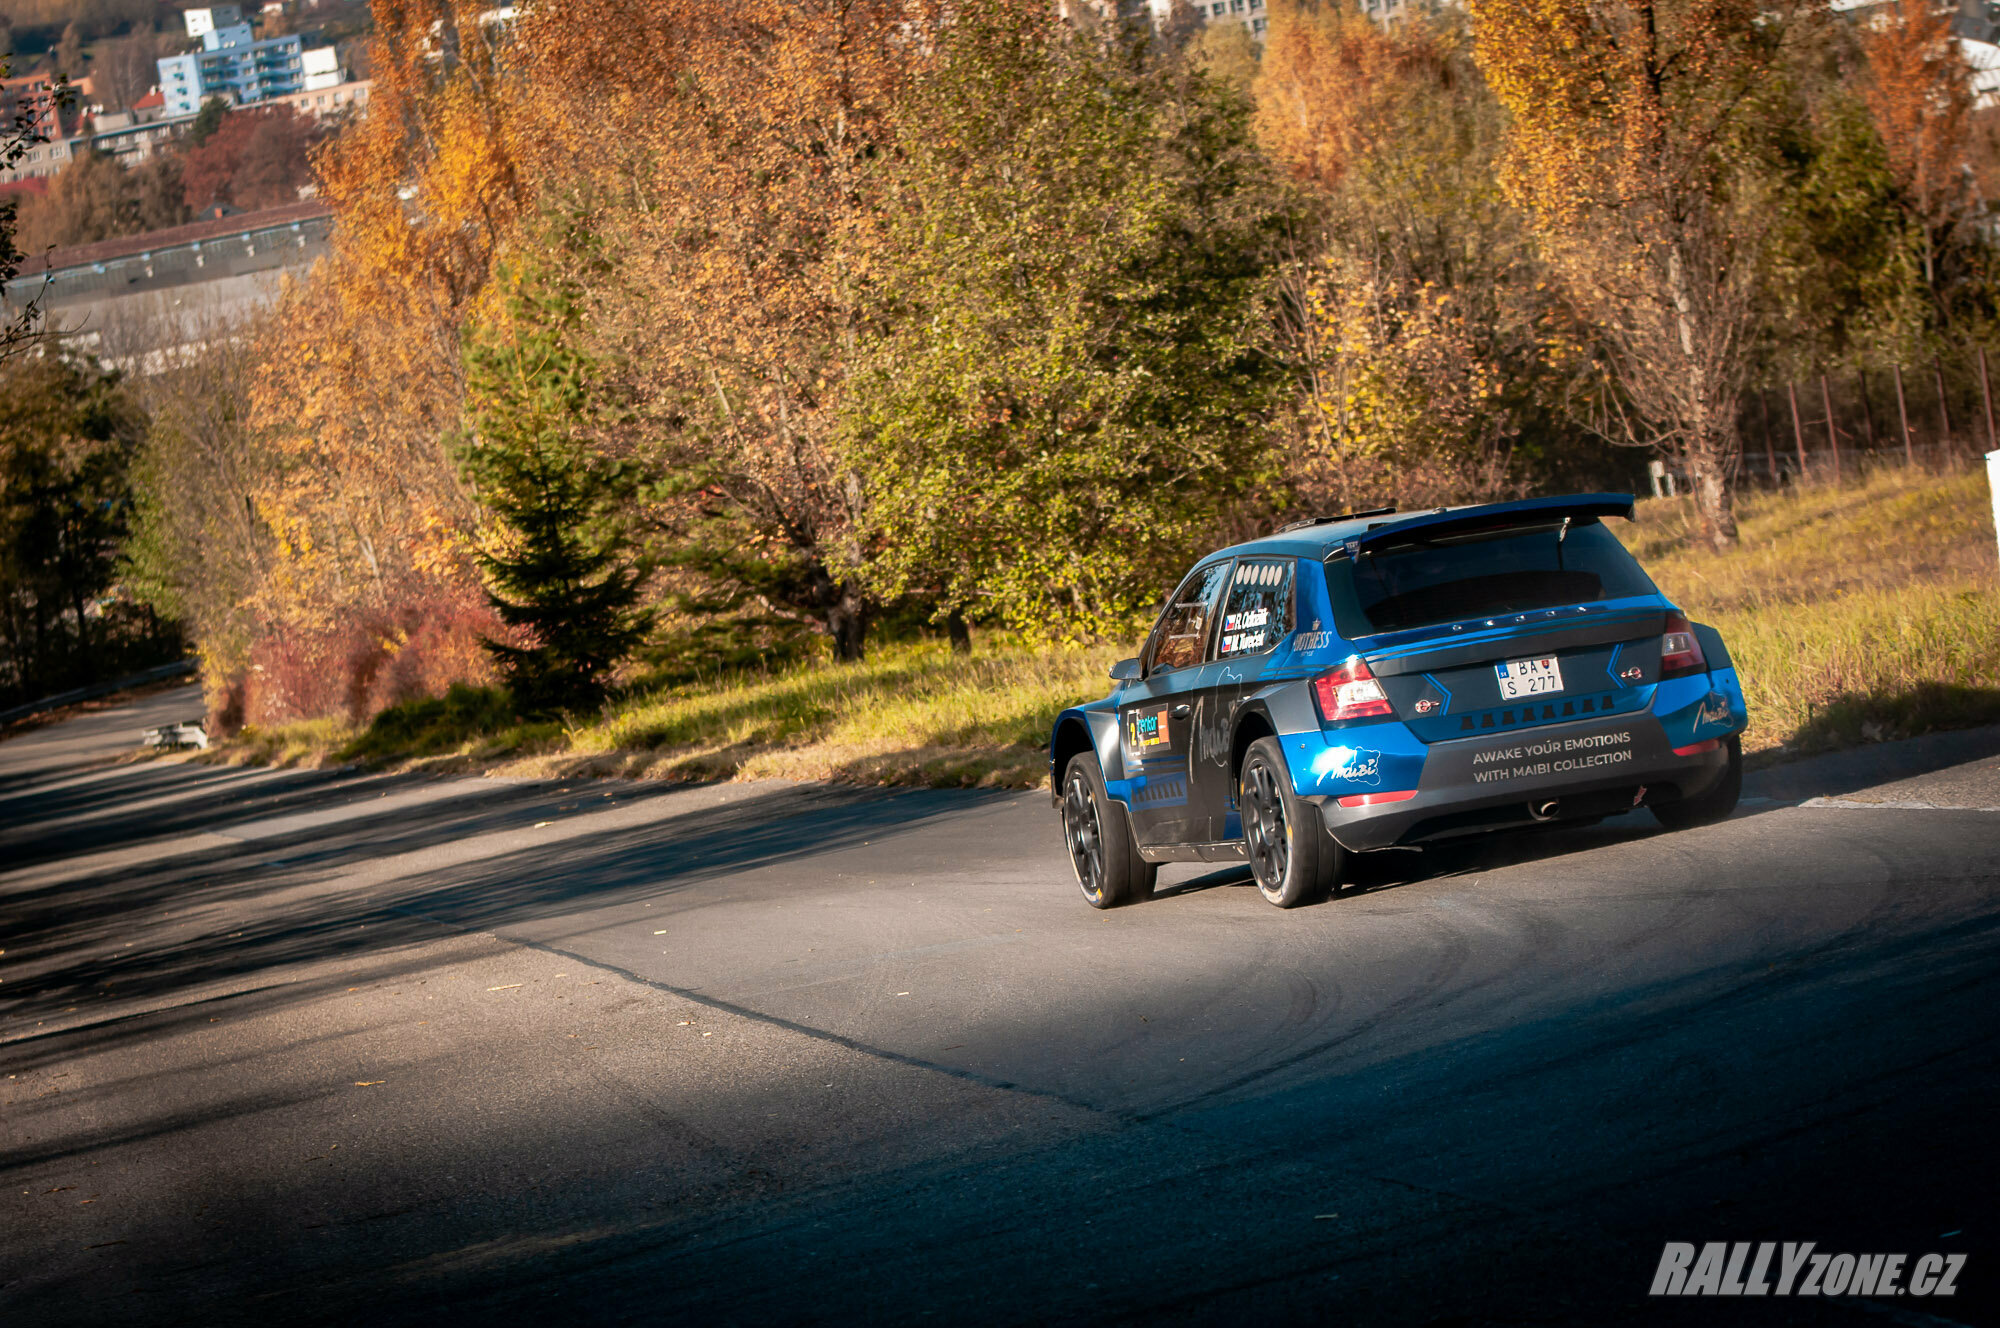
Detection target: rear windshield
<box><xmin>1329</xmin><ymin>519</ymin><xmax>1657</xmax><ymax>636</ymax></box>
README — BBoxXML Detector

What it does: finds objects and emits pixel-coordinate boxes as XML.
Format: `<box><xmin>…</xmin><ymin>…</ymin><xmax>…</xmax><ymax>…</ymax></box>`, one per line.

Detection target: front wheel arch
<box><xmin>1050</xmin><ymin>717</ymin><xmax>1096</xmax><ymax>806</ymax></box>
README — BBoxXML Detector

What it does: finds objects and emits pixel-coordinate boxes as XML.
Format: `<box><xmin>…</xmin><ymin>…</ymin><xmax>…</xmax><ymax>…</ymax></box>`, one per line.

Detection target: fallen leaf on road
<box><xmin>44</xmin><ymin>1186</ymin><xmax>74</xmax><ymax>1194</ymax></box>
<box><xmin>487</xmin><ymin>984</ymin><xmax>523</xmax><ymax>991</ymax></box>
<box><xmin>1314</xmin><ymin>1213</ymin><xmax>1339</xmax><ymax>1220</ymax></box>
<box><xmin>354</xmin><ymin>1081</ymin><xmax>384</xmax><ymax>1087</ymax></box>
<box><xmin>534</xmin><ymin>821</ymin><xmax>551</xmax><ymax>828</ymax></box>
<box><xmin>896</xmin><ymin>992</ymin><xmax>910</xmax><ymax>997</ymax></box>
<box><xmin>84</xmin><ymin>1241</ymin><xmax>126</xmax><ymax>1250</ymax></box>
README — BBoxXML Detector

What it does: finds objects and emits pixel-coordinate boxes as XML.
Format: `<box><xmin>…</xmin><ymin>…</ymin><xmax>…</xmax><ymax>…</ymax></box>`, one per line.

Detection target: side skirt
<box><xmin>1136</xmin><ymin>839</ymin><xmax>1249</xmax><ymax>866</ymax></box>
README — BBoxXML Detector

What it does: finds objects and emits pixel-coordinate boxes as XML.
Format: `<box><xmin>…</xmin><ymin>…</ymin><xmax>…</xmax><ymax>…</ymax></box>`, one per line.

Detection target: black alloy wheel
<box><xmin>1062</xmin><ymin>753</ymin><xmax>1152</xmax><ymax>908</ymax></box>
<box><xmin>1243</xmin><ymin>754</ymin><xmax>1290</xmax><ymax>892</ymax></box>
<box><xmin>1239</xmin><ymin>737</ymin><xmax>1343</xmax><ymax>909</ymax></box>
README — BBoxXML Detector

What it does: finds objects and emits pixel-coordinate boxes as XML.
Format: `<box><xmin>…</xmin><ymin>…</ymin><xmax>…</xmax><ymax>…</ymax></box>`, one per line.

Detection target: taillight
<box><xmin>1313</xmin><ymin>657</ymin><xmax>1393</xmax><ymax>724</ymax></box>
<box><xmin>1660</xmin><ymin>612</ymin><xmax>1706</xmax><ymax>678</ymax></box>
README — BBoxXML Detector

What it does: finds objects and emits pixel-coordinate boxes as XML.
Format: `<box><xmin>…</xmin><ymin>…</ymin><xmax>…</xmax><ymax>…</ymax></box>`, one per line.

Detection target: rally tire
<box><xmin>1652</xmin><ymin>735</ymin><xmax>1742</xmax><ymax>831</ymax></box>
<box><xmin>1062</xmin><ymin>753</ymin><xmax>1151</xmax><ymax>909</ymax></box>
<box><xmin>1240</xmin><ymin>737</ymin><xmax>1343</xmax><ymax>908</ymax></box>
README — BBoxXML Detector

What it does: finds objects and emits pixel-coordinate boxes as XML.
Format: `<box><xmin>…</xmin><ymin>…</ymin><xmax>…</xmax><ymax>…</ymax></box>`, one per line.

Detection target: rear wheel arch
<box><xmin>1229</xmin><ymin>709</ymin><xmax>1277</xmax><ymax>791</ymax></box>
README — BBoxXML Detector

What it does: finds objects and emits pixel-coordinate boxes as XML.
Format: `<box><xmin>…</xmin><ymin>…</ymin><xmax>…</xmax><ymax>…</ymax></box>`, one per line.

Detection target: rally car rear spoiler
<box><xmin>1336</xmin><ymin>494</ymin><xmax>1636</xmax><ymax>561</ymax></box>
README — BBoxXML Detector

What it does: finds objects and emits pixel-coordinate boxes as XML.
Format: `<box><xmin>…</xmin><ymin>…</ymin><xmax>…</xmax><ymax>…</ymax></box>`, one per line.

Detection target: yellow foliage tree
<box><xmin>246</xmin><ymin>0</ymin><xmax>532</xmax><ymax>651</ymax></box>
<box><xmin>1471</xmin><ymin>0</ymin><xmax>1792</xmax><ymax>549</ymax></box>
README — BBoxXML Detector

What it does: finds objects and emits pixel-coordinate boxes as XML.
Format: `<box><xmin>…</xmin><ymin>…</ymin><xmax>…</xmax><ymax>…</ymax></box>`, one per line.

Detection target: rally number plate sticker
<box><xmin>1495</xmin><ymin>654</ymin><xmax>1563</xmax><ymax>701</ymax></box>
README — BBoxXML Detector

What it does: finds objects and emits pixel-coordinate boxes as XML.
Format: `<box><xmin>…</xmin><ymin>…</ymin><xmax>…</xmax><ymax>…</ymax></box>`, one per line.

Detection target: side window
<box><xmin>1216</xmin><ymin>558</ymin><xmax>1293</xmax><ymax>660</ymax></box>
<box><xmin>1146</xmin><ymin>562</ymin><xmax>1233</xmax><ymax>674</ymax></box>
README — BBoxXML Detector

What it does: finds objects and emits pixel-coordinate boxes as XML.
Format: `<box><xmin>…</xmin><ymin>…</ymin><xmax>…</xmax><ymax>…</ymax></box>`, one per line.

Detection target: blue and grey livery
<box><xmin>1049</xmin><ymin>493</ymin><xmax>1750</xmax><ymax>910</ymax></box>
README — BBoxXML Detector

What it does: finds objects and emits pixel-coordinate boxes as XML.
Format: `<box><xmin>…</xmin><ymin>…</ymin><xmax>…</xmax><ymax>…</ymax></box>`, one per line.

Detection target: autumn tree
<box><xmin>1471</xmin><ymin>0</ymin><xmax>1794</xmax><ymax>548</ymax></box>
<box><xmin>0</xmin><ymin>48</ymin><xmax>70</xmax><ymax>356</ymax></box>
<box><xmin>179</xmin><ymin>106</ymin><xmax>321</xmax><ymax>212</ymax></box>
<box><xmin>122</xmin><ymin>311</ymin><xmax>276</xmax><ymax>691</ymax></box>
<box><xmin>1860</xmin><ymin>0</ymin><xmax>1979</xmax><ymax>330</ymax></box>
<box><xmin>51</xmin><ymin>21</ymin><xmax>83</xmax><ymax>81</ymax></box>
<box><xmin>521</xmin><ymin>0</ymin><xmax>937</xmax><ymax>661</ymax></box>
<box><xmin>459</xmin><ymin>265</ymin><xmax>651</xmax><ymax>716</ymax></box>
<box><xmin>93</xmin><ymin>28</ymin><xmax>162</xmax><ymax>114</ymax></box>
<box><xmin>245</xmin><ymin>0</ymin><xmax>531</xmax><ymax>701</ymax></box>
<box><xmin>1257</xmin><ymin>2</ymin><xmax>1577</xmax><ymax>514</ymax></box>
<box><xmin>841</xmin><ymin>0</ymin><xmax>1287</xmax><ymax>640</ymax></box>
<box><xmin>0</xmin><ymin>352</ymin><xmax>154</xmax><ymax>704</ymax></box>
<box><xmin>17</xmin><ymin>149</ymin><xmax>187</xmax><ymax>250</ymax></box>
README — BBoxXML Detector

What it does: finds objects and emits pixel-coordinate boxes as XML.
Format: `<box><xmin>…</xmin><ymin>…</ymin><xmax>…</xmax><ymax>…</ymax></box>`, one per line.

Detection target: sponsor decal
<box><xmin>1468</xmin><ymin>729</ymin><xmax>1634</xmax><ymax>785</ymax></box>
<box><xmin>1293</xmin><ymin>618</ymin><xmax>1335</xmax><ymax>652</ymax></box>
<box><xmin>1650</xmin><ymin>1243</ymin><xmax>1963</xmax><ymax>1299</ymax></box>
<box><xmin>1125</xmin><ymin>706</ymin><xmax>1170</xmax><ymax>752</ymax></box>
<box><xmin>1697</xmin><ymin>693</ymin><xmax>1733</xmax><ymax>727</ymax></box>
<box><xmin>1311</xmin><ymin>745</ymin><xmax>1381</xmax><ymax>786</ymax></box>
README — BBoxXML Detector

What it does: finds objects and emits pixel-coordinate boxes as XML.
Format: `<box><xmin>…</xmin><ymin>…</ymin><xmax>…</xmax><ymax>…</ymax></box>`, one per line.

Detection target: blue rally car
<box><xmin>1049</xmin><ymin>494</ymin><xmax>1749</xmax><ymax>908</ymax></box>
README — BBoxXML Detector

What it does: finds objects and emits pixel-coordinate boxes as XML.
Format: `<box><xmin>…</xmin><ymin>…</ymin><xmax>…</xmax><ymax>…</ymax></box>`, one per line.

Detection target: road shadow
<box><xmin>7</xmin><ymin>825</ymin><xmax>1997</xmax><ymax>1328</ymax></box>
<box><xmin>0</xmin><ymin>771</ymin><xmax>1005</xmax><ymax>1059</ymax></box>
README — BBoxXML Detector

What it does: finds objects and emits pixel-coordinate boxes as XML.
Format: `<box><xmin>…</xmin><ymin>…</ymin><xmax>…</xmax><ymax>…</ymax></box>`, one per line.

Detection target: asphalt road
<box><xmin>3</xmin><ymin>682</ymin><xmax>1998</xmax><ymax>1326</ymax></box>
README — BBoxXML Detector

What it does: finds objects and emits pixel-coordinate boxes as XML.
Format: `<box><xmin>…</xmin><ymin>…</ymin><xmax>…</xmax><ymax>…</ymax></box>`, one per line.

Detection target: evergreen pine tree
<box><xmin>460</xmin><ymin>268</ymin><xmax>650</xmax><ymax>717</ymax></box>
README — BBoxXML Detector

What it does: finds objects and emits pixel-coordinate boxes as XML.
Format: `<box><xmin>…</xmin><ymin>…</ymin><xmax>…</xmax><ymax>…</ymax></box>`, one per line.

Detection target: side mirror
<box><xmin>1109</xmin><ymin>657</ymin><xmax>1143</xmax><ymax>682</ymax></box>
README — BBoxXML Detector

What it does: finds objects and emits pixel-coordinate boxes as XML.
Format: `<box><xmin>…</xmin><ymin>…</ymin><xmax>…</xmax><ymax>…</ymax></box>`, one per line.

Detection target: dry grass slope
<box><xmin>1632</xmin><ymin>467</ymin><xmax>2000</xmax><ymax>758</ymax></box>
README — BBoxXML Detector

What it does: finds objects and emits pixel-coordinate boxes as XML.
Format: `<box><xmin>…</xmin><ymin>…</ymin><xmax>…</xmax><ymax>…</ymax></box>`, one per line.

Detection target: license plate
<box><xmin>1495</xmin><ymin>654</ymin><xmax>1563</xmax><ymax>700</ymax></box>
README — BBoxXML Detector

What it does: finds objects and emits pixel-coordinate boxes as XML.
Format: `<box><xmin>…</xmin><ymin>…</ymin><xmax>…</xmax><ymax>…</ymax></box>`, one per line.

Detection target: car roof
<box><xmin>1204</xmin><ymin>493</ymin><xmax>1637</xmax><ymax>564</ymax></box>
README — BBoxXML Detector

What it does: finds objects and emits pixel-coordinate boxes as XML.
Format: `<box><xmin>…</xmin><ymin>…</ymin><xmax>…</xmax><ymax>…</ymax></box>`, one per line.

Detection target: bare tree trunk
<box><xmin>1684</xmin><ymin>435</ymin><xmax>1737</xmax><ymax>551</ymax></box>
<box><xmin>825</xmin><ymin>587</ymin><xmax>869</xmax><ymax>662</ymax></box>
<box><xmin>946</xmin><ymin>608</ymin><xmax>972</xmax><ymax>655</ymax></box>
<box><xmin>1665</xmin><ymin>245</ymin><xmax>1736</xmax><ymax>548</ymax></box>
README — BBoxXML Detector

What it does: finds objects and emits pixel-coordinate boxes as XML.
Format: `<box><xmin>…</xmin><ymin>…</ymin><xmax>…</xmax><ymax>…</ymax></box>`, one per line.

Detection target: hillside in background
<box><xmin>221</xmin><ymin>467</ymin><xmax>2000</xmax><ymax>787</ymax></box>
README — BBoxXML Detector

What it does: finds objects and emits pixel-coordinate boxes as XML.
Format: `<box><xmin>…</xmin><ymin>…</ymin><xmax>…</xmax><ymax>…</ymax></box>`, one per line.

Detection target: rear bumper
<box><xmin>1284</xmin><ymin>663</ymin><xmax>1746</xmax><ymax>853</ymax></box>
<box><xmin>1310</xmin><ymin>711</ymin><xmax>1729</xmax><ymax>850</ymax></box>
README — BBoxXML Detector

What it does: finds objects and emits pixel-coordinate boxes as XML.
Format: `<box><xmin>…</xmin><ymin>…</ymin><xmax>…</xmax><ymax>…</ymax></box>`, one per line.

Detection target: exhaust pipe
<box><xmin>1529</xmin><ymin>799</ymin><xmax>1560</xmax><ymax>822</ymax></box>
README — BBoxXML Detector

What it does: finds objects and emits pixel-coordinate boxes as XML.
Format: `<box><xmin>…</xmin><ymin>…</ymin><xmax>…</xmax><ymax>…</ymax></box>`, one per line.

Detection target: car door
<box><xmin>1189</xmin><ymin>555</ymin><xmax>1296</xmax><ymax>841</ymax></box>
<box><xmin>1120</xmin><ymin>560</ymin><xmax>1232</xmax><ymax>847</ymax></box>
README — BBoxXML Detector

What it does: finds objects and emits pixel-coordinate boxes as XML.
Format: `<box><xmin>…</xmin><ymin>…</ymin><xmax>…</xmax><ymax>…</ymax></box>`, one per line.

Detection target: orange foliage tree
<box><xmin>236</xmin><ymin>0</ymin><xmax>531</xmax><ymax>722</ymax></box>
<box><xmin>520</xmin><ymin>0</ymin><xmax>939</xmax><ymax>659</ymax></box>
<box><xmin>1471</xmin><ymin>0</ymin><xmax>1796</xmax><ymax>549</ymax></box>
<box><xmin>1860</xmin><ymin>0</ymin><xmax>1975</xmax><ymax>303</ymax></box>
<box><xmin>178</xmin><ymin>106</ymin><xmax>322</xmax><ymax>212</ymax></box>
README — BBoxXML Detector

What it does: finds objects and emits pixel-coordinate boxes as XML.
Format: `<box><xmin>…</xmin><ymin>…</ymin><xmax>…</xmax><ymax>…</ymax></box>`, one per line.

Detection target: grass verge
<box><xmin>1633</xmin><ymin>465</ymin><xmax>2000</xmax><ymax>759</ymax></box>
<box><xmin>217</xmin><ymin>463</ymin><xmax>2000</xmax><ymax>786</ymax></box>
